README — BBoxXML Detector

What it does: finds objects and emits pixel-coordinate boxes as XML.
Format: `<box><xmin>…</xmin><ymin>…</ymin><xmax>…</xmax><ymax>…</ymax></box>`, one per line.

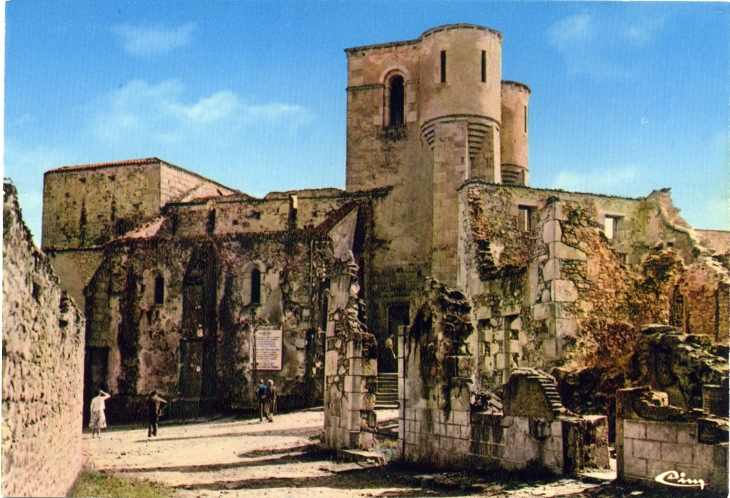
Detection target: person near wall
<box><xmin>146</xmin><ymin>390</ymin><xmax>168</xmax><ymax>437</ymax></box>
<box><xmin>384</xmin><ymin>334</ymin><xmax>397</xmax><ymax>371</ymax></box>
<box><xmin>256</xmin><ymin>379</ymin><xmax>268</xmax><ymax>422</ymax></box>
<box><xmin>89</xmin><ymin>389</ymin><xmax>111</xmax><ymax>438</ymax></box>
<box><xmin>267</xmin><ymin>379</ymin><xmax>278</xmax><ymax>420</ymax></box>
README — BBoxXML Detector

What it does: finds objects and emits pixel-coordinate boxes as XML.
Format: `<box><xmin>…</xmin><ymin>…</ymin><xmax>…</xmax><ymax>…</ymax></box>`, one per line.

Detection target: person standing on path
<box><xmin>256</xmin><ymin>379</ymin><xmax>268</xmax><ymax>422</ymax></box>
<box><xmin>89</xmin><ymin>389</ymin><xmax>111</xmax><ymax>438</ymax></box>
<box><xmin>267</xmin><ymin>379</ymin><xmax>277</xmax><ymax>421</ymax></box>
<box><xmin>146</xmin><ymin>390</ymin><xmax>168</xmax><ymax>437</ymax></box>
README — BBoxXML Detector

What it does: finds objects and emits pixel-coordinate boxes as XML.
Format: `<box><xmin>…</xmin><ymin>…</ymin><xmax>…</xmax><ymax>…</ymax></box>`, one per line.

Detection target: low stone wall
<box><xmin>469</xmin><ymin>370</ymin><xmax>608</xmax><ymax>474</ymax></box>
<box><xmin>617</xmin><ymin>387</ymin><xmax>729</xmax><ymax>494</ymax></box>
<box><xmin>2</xmin><ymin>183</ymin><xmax>86</xmax><ymax>496</ymax></box>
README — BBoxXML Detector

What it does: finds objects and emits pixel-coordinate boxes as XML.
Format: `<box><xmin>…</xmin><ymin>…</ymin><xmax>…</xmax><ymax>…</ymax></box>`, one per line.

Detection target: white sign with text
<box><xmin>252</xmin><ymin>327</ymin><xmax>283</xmax><ymax>370</ymax></box>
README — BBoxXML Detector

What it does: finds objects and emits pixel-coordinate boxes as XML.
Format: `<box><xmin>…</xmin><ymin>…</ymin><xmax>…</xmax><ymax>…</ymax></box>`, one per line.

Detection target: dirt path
<box><xmin>83</xmin><ymin>409</ymin><xmax>625</xmax><ymax>497</ymax></box>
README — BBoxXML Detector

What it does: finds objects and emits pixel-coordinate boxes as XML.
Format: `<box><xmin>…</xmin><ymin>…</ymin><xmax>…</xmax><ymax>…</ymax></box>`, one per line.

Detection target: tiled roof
<box><xmin>45</xmin><ymin>158</ymin><xmax>161</xmax><ymax>174</ymax></box>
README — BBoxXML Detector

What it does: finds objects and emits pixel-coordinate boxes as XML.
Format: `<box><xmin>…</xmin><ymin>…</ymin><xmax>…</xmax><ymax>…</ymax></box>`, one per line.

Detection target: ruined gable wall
<box><xmin>639</xmin><ymin>191</ymin><xmax>730</xmax><ymax>340</ymax></box>
<box><xmin>2</xmin><ymin>183</ymin><xmax>85</xmax><ymax>497</ymax></box>
<box><xmin>42</xmin><ymin>163</ymin><xmax>162</xmax><ymax>249</ymax></box>
<box><xmin>159</xmin><ymin>163</ymin><xmax>236</xmax><ymax>204</ymax></box>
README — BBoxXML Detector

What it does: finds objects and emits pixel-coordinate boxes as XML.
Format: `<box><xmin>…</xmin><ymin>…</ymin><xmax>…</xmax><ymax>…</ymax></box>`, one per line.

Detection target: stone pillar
<box><xmin>323</xmin><ymin>257</ymin><xmax>377</xmax><ymax>450</ymax></box>
<box><xmin>532</xmin><ymin>200</ymin><xmax>583</xmax><ymax>362</ymax></box>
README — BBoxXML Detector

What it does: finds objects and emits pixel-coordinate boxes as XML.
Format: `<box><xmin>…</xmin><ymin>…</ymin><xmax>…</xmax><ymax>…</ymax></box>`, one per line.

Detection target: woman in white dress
<box><xmin>89</xmin><ymin>389</ymin><xmax>111</xmax><ymax>438</ymax></box>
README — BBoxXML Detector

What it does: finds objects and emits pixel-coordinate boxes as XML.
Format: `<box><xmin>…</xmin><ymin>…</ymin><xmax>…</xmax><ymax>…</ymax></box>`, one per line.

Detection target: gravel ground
<box><xmin>82</xmin><ymin>409</ymin><xmax>669</xmax><ymax>497</ymax></box>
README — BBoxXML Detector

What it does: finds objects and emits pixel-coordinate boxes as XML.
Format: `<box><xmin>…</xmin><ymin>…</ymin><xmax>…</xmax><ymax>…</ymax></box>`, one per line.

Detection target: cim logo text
<box><xmin>655</xmin><ymin>470</ymin><xmax>705</xmax><ymax>490</ymax></box>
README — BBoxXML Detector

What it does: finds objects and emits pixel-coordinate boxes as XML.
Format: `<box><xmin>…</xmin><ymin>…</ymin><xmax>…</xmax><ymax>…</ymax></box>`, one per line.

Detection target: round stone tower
<box><xmin>500</xmin><ymin>81</ymin><xmax>531</xmax><ymax>186</ymax></box>
<box><xmin>418</xmin><ymin>24</ymin><xmax>503</xmax><ymax>126</ymax></box>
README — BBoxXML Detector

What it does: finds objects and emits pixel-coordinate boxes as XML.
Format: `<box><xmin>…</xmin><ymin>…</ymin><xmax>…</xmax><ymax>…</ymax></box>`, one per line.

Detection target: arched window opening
<box><xmin>389</xmin><ymin>76</ymin><xmax>405</xmax><ymax>127</ymax></box>
<box><xmin>251</xmin><ymin>268</ymin><xmax>261</xmax><ymax>305</ymax></box>
<box><xmin>154</xmin><ymin>275</ymin><xmax>165</xmax><ymax>304</ymax></box>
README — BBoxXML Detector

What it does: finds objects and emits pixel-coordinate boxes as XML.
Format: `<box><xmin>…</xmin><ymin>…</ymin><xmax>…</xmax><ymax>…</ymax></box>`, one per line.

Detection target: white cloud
<box><xmin>551</xmin><ymin>166</ymin><xmax>639</xmax><ymax>194</ymax></box>
<box><xmin>112</xmin><ymin>23</ymin><xmax>195</xmax><ymax>57</ymax></box>
<box><xmin>548</xmin><ymin>13</ymin><xmax>593</xmax><ymax>50</ymax></box>
<box><xmin>186</xmin><ymin>92</ymin><xmax>239</xmax><ymax>122</ymax></box>
<box><xmin>547</xmin><ymin>12</ymin><xmax>665</xmax><ymax>78</ymax></box>
<box><xmin>88</xmin><ymin>79</ymin><xmax>311</xmax><ymax>148</ymax></box>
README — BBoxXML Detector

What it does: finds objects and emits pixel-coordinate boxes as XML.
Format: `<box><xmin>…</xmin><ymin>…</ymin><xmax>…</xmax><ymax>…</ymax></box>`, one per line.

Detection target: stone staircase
<box><xmin>376</xmin><ymin>373</ymin><xmax>399</xmax><ymax>407</ymax></box>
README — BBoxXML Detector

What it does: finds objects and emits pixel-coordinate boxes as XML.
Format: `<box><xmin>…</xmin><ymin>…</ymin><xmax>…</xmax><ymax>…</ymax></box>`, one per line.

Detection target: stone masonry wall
<box><xmin>616</xmin><ymin>387</ymin><xmax>728</xmax><ymax>494</ymax></box>
<box><xmin>3</xmin><ymin>183</ymin><xmax>86</xmax><ymax>497</ymax></box>
<box><xmin>42</xmin><ymin>161</ymin><xmax>162</xmax><ymax>249</ymax></box>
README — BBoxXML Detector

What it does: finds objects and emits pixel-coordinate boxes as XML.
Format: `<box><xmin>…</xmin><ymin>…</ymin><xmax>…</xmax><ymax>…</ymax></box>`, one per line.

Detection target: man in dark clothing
<box><xmin>256</xmin><ymin>379</ymin><xmax>268</xmax><ymax>422</ymax></box>
<box><xmin>147</xmin><ymin>390</ymin><xmax>168</xmax><ymax>437</ymax></box>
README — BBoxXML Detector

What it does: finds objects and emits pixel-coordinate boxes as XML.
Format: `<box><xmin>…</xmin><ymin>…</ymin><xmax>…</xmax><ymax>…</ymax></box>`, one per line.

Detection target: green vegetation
<box><xmin>68</xmin><ymin>469</ymin><xmax>175</xmax><ymax>498</ymax></box>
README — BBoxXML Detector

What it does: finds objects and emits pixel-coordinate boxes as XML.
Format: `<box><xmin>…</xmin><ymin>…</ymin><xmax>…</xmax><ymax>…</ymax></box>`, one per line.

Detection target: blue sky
<box><xmin>5</xmin><ymin>1</ymin><xmax>729</xmax><ymax>242</ymax></box>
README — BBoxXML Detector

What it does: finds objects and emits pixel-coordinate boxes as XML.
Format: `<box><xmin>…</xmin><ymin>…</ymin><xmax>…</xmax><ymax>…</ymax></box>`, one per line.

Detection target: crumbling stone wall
<box><xmin>323</xmin><ymin>257</ymin><xmax>378</xmax><ymax>449</ymax></box>
<box><xmin>2</xmin><ymin>183</ymin><xmax>85</xmax><ymax>497</ymax></box>
<box><xmin>461</xmin><ymin>182</ymin><xmax>729</xmax><ymax>407</ymax></box>
<box><xmin>616</xmin><ymin>387</ymin><xmax>728</xmax><ymax>493</ymax></box>
<box><xmin>401</xmin><ymin>279</ymin><xmax>475</xmax><ymax>466</ymax></box>
<box><xmin>631</xmin><ymin>325</ymin><xmax>729</xmax><ymax>410</ymax></box>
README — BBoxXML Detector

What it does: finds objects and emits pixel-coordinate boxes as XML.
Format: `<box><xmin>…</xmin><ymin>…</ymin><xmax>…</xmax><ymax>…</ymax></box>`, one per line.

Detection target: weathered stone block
<box><xmin>692</xmin><ymin>443</ymin><xmax>715</xmax><ymax>466</ymax></box>
<box><xmin>633</xmin><ymin>440</ymin><xmax>661</xmax><ymax>460</ymax></box>
<box><xmin>542</xmin><ymin>258</ymin><xmax>561</xmax><ymax>282</ymax></box>
<box><xmin>548</xmin><ymin>318</ymin><xmax>577</xmax><ymax>338</ymax></box>
<box><xmin>646</xmin><ymin>422</ymin><xmax>677</xmax><ymax>443</ymax></box>
<box><xmin>548</xmin><ymin>242</ymin><xmax>587</xmax><ymax>261</ymax></box>
<box><xmin>346</xmin><ymin>340</ymin><xmax>360</xmax><ymax>359</ymax></box>
<box><xmin>660</xmin><ymin>442</ymin><xmax>693</xmax><ymax>464</ymax></box>
<box><xmin>551</xmin><ymin>280</ymin><xmax>578</xmax><ymax>302</ymax></box>
<box><xmin>362</xmin><ymin>359</ymin><xmax>377</xmax><ymax>377</ymax></box>
<box><xmin>624</xmin><ymin>457</ymin><xmax>648</xmax><ymax>477</ymax></box>
<box><xmin>476</xmin><ymin>306</ymin><xmax>491</xmax><ymax>320</ymax></box>
<box><xmin>677</xmin><ymin>425</ymin><xmax>697</xmax><ymax>445</ymax></box>
<box><xmin>496</xmin><ymin>353</ymin><xmax>507</xmax><ymax>370</ymax></box>
<box><xmin>542</xmin><ymin>220</ymin><xmax>562</xmax><ymax>244</ymax></box>
<box><xmin>452</xmin><ymin>411</ymin><xmax>469</xmax><ymax>427</ymax></box>
<box><xmin>624</xmin><ymin>421</ymin><xmax>646</xmax><ymax>440</ymax></box>
<box><xmin>542</xmin><ymin>338</ymin><xmax>558</xmax><ymax>361</ymax></box>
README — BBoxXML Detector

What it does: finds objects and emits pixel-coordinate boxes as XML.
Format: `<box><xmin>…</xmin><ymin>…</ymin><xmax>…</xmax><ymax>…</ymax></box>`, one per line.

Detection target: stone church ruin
<box><xmin>14</xmin><ymin>23</ymin><xmax>727</xmax><ymax>489</ymax></box>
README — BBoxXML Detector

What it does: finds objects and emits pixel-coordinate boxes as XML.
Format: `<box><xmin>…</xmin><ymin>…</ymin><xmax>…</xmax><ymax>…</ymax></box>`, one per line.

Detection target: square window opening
<box><xmin>517</xmin><ymin>206</ymin><xmax>532</xmax><ymax>232</ymax></box>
